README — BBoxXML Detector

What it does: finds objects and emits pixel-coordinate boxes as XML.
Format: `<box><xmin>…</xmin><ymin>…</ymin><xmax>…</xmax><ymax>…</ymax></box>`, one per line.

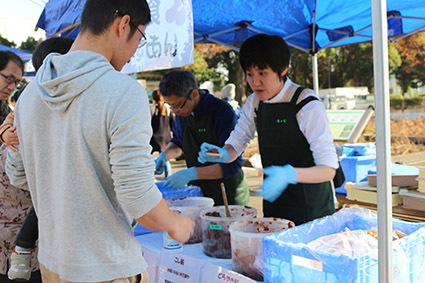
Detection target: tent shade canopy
<box><xmin>36</xmin><ymin>0</ymin><xmax>425</xmax><ymax>54</ymax></box>
<box><xmin>0</xmin><ymin>44</ymin><xmax>32</xmax><ymax>62</ymax></box>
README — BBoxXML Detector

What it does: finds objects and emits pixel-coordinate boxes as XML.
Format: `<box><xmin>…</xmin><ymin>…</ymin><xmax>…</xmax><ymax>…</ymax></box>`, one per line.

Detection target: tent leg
<box><xmin>312</xmin><ymin>53</ymin><xmax>319</xmax><ymax>94</ymax></box>
<box><xmin>372</xmin><ymin>0</ymin><xmax>393</xmax><ymax>282</ymax></box>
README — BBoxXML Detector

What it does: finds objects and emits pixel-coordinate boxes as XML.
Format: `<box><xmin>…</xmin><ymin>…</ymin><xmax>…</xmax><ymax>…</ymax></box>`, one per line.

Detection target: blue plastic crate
<box><xmin>335</xmin><ymin>155</ymin><xmax>376</xmax><ymax>195</ymax></box>
<box><xmin>262</xmin><ymin>208</ymin><xmax>425</xmax><ymax>283</ymax></box>
<box><xmin>134</xmin><ymin>181</ymin><xmax>202</xmax><ymax>236</ymax></box>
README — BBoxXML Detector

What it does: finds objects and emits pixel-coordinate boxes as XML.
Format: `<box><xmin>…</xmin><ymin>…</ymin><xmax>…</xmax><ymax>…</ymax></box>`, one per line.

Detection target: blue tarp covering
<box><xmin>0</xmin><ymin>44</ymin><xmax>32</xmax><ymax>62</ymax></box>
<box><xmin>36</xmin><ymin>0</ymin><xmax>425</xmax><ymax>53</ymax></box>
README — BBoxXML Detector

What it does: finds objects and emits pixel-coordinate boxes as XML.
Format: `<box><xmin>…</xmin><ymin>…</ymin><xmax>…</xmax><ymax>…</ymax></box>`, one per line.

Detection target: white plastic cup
<box><xmin>229</xmin><ymin>217</ymin><xmax>295</xmax><ymax>281</ymax></box>
<box><xmin>167</xmin><ymin>197</ymin><xmax>214</xmax><ymax>244</ymax></box>
<box><xmin>163</xmin><ymin>209</ymin><xmax>183</xmax><ymax>251</ymax></box>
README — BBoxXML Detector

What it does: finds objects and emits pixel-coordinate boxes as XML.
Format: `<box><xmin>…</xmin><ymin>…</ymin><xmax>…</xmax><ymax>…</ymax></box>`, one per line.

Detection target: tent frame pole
<box><xmin>372</xmin><ymin>0</ymin><xmax>393</xmax><ymax>282</ymax></box>
<box><xmin>312</xmin><ymin>53</ymin><xmax>319</xmax><ymax>94</ymax></box>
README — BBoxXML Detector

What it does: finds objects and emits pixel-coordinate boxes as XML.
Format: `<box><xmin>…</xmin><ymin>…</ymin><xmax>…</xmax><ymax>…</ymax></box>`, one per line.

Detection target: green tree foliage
<box><xmin>0</xmin><ymin>34</ymin><xmax>16</xmax><ymax>47</ymax></box>
<box><xmin>19</xmin><ymin>36</ymin><xmax>43</xmax><ymax>51</ymax></box>
<box><xmin>289</xmin><ymin>41</ymin><xmax>401</xmax><ymax>93</ymax></box>
<box><xmin>183</xmin><ymin>49</ymin><xmax>216</xmax><ymax>86</ymax></box>
<box><xmin>288</xmin><ymin>48</ymin><xmax>312</xmax><ymax>88</ymax></box>
<box><xmin>139</xmin><ymin>47</ymin><xmax>216</xmax><ymax>90</ymax></box>
<box><xmin>195</xmin><ymin>43</ymin><xmax>247</xmax><ymax>104</ymax></box>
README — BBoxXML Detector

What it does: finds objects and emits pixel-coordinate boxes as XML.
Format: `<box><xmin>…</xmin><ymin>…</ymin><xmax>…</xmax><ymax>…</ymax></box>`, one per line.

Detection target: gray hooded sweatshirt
<box><xmin>6</xmin><ymin>51</ymin><xmax>162</xmax><ymax>282</ymax></box>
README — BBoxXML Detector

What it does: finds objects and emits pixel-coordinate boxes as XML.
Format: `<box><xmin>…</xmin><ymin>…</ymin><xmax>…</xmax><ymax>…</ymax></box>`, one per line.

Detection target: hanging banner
<box><xmin>122</xmin><ymin>0</ymin><xmax>194</xmax><ymax>73</ymax></box>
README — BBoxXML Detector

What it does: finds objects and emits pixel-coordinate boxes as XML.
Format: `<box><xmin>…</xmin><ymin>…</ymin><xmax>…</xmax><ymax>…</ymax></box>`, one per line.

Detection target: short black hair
<box><xmin>239</xmin><ymin>34</ymin><xmax>290</xmax><ymax>80</ymax></box>
<box><xmin>32</xmin><ymin>37</ymin><xmax>74</xmax><ymax>71</ymax></box>
<box><xmin>152</xmin><ymin>89</ymin><xmax>161</xmax><ymax>103</ymax></box>
<box><xmin>159</xmin><ymin>70</ymin><xmax>198</xmax><ymax>98</ymax></box>
<box><xmin>80</xmin><ymin>0</ymin><xmax>151</xmax><ymax>39</ymax></box>
<box><xmin>0</xmin><ymin>51</ymin><xmax>24</xmax><ymax>74</ymax></box>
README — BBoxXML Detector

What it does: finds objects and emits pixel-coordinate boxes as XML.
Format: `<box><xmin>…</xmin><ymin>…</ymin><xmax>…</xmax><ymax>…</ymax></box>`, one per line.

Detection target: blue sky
<box><xmin>0</xmin><ymin>0</ymin><xmax>44</xmax><ymax>17</ymax></box>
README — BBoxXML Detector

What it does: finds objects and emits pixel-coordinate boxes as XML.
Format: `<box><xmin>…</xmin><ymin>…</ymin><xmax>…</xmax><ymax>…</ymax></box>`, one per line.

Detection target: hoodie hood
<box><xmin>36</xmin><ymin>51</ymin><xmax>113</xmax><ymax>112</ymax></box>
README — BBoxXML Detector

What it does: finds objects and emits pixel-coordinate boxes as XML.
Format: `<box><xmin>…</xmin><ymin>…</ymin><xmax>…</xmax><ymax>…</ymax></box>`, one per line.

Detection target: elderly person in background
<box><xmin>0</xmin><ymin>51</ymin><xmax>23</xmax><ymax>126</ymax></box>
<box><xmin>0</xmin><ymin>51</ymin><xmax>37</xmax><ymax>283</ymax></box>
<box><xmin>221</xmin><ymin>83</ymin><xmax>240</xmax><ymax>113</ymax></box>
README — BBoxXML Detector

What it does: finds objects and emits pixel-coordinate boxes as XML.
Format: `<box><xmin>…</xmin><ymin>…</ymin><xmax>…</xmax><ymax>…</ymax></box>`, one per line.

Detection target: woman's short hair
<box><xmin>239</xmin><ymin>34</ymin><xmax>290</xmax><ymax>79</ymax></box>
<box><xmin>32</xmin><ymin>37</ymin><xmax>74</xmax><ymax>71</ymax></box>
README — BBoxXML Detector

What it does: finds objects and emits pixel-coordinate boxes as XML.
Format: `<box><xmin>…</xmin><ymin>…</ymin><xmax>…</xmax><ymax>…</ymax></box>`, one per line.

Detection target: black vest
<box><xmin>181</xmin><ymin>95</ymin><xmax>249</xmax><ymax>206</ymax></box>
<box><xmin>256</xmin><ymin>87</ymin><xmax>334</xmax><ymax>225</ymax></box>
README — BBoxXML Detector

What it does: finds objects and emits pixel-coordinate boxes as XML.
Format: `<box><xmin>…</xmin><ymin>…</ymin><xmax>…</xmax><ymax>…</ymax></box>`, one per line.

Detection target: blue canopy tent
<box><xmin>36</xmin><ymin>0</ymin><xmax>425</xmax><ymax>92</ymax></box>
<box><xmin>0</xmin><ymin>44</ymin><xmax>32</xmax><ymax>62</ymax></box>
<box><xmin>34</xmin><ymin>0</ymin><xmax>425</xmax><ymax>281</ymax></box>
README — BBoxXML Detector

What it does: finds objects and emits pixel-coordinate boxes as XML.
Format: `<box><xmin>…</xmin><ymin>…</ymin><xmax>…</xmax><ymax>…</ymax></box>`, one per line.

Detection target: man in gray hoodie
<box><xmin>6</xmin><ymin>0</ymin><xmax>195</xmax><ymax>282</ymax></box>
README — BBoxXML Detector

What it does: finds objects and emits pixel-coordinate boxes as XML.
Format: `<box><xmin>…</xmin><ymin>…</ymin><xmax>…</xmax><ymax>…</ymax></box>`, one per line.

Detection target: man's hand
<box><xmin>3</xmin><ymin>126</ymin><xmax>19</xmax><ymax>152</ymax></box>
<box><xmin>260</xmin><ymin>164</ymin><xmax>298</xmax><ymax>202</ymax></box>
<box><xmin>167</xmin><ymin>211</ymin><xmax>195</xmax><ymax>243</ymax></box>
<box><xmin>197</xmin><ymin>142</ymin><xmax>229</xmax><ymax>164</ymax></box>
<box><xmin>155</xmin><ymin>152</ymin><xmax>167</xmax><ymax>174</ymax></box>
<box><xmin>164</xmin><ymin>167</ymin><xmax>197</xmax><ymax>189</ymax></box>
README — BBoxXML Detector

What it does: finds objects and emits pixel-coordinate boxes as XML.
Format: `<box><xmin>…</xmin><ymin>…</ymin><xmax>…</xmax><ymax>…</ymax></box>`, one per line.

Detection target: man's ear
<box><xmin>191</xmin><ymin>89</ymin><xmax>199</xmax><ymax>100</ymax></box>
<box><xmin>115</xmin><ymin>14</ymin><xmax>131</xmax><ymax>38</ymax></box>
<box><xmin>280</xmin><ymin>67</ymin><xmax>288</xmax><ymax>77</ymax></box>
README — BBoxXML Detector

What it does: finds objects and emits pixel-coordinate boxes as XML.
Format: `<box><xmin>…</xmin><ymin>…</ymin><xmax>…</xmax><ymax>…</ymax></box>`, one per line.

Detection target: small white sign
<box><xmin>201</xmin><ymin>262</ymin><xmax>257</xmax><ymax>283</ymax></box>
<box><xmin>142</xmin><ymin>246</ymin><xmax>159</xmax><ymax>283</ymax></box>
<box><xmin>157</xmin><ymin>249</ymin><xmax>202</xmax><ymax>282</ymax></box>
<box><xmin>291</xmin><ymin>255</ymin><xmax>323</xmax><ymax>271</ymax></box>
<box><xmin>122</xmin><ymin>0</ymin><xmax>194</xmax><ymax>73</ymax></box>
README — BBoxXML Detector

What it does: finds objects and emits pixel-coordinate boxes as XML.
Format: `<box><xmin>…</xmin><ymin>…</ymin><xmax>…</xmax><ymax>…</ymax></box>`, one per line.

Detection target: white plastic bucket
<box><xmin>229</xmin><ymin>218</ymin><xmax>295</xmax><ymax>281</ymax></box>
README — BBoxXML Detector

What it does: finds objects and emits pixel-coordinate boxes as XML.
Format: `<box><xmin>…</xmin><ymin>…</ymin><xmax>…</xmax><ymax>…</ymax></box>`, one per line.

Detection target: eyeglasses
<box><xmin>170</xmin><ymin>89</ymin><xmax>193</xmax><ymax>111</ymax></box>
<box><xmin>115</xmin><ymin>10</ymin><xmax>147</xmax><ymax>48</ymax></box>
<box><xmin>0</xmin><ymin>72</ymin><xmax>23</xmax><ymax>88</ymax></box>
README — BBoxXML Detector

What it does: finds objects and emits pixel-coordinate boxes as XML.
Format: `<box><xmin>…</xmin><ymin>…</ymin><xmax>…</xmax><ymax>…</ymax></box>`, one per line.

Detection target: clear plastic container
<box><xmin>200</xmin><ymin>205</ymin><xmax>257</xmax><ymax>259</ymax></box>
<box><xmin>166</xmin><ymin>197</ymin><xmax>214</xmax><ymax>244</ymax></box>
<box><xmin>229</xmin><ymin>218</ymin><xmax>295</xmax><ymax>281</ymax></box>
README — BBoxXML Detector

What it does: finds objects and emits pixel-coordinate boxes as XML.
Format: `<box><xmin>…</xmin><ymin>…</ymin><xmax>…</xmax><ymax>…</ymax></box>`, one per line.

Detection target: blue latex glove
<box><xmin>165</xmin><ymin>167</ymin><xmax>198</xmax><ymax>189</ymax></box>
<box><xmin>155</xmin><ymin>152</ymin><xmax>167</xmax><ymax>175</ymax></box>
<box><xmin>197</xmin><ymin>142</ymin><xmax>229</xmax><ymax>164</ymax></box>
<box><xmin>260</xmin><ymin>165</ymin><xmax>298</xmax><ymax>202</ymax></box>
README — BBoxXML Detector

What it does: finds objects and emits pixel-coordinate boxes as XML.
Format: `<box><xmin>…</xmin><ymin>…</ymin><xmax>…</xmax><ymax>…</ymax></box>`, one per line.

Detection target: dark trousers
<box><xmin>15</xmin><ymin>207</ymin><xmax>38</xmax><ymax>249</ymax></box>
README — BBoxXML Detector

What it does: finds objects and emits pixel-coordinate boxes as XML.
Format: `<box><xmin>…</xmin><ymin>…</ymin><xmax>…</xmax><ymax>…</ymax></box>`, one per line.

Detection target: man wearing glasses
<box><xmin>0</xmin><ymin>51</ymin><xmax>24</xmax><ymax>124</ymax></box>
<box><xmin>6</xmin><ymin>1</ymin><xmax>194</xmax><ymax>282</ymax></box>
<box><xmin>155</xmin><ymin>70</ymin><xmax>249</xmax><ymax>206</ymax></box>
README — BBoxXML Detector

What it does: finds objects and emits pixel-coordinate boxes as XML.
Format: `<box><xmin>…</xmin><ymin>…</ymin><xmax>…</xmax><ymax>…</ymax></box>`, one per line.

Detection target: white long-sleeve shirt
<box><xmin>226</xmin><ymin>78</ymin><xmax>338</xmax><ymax>169</ymax></box>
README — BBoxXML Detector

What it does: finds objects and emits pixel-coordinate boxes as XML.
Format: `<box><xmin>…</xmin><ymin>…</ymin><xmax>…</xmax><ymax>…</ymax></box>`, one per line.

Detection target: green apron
<box><xmin>181</xmin><ymin>99</ymin><xmax>249</xmax><ymax>206</ymax></box>
<box><xmin>256</xmin><ymin>87</ymin><xmax>334</xmax><ymax>225</ymax></box>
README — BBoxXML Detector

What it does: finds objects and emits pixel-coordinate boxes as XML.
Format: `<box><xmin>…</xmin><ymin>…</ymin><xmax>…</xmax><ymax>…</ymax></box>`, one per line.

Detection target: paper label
<box><xmin>158</xmin><ymin>249</ymin><xmax>202</xmax><ymax>282</ymax></box>
<box><xmin>209</xmin><ymin>224</ymin><xmax>222</xmax><ymax>230</ymax></box>
<box><xmin>201</xmin><ymin>262</ymin><xmax>257</xmax><ymax>283</ymax></box>
<box><xmin>291</xmin><ymin>255</ymin><xmax>323</xmax><ymax>271</ymax></box>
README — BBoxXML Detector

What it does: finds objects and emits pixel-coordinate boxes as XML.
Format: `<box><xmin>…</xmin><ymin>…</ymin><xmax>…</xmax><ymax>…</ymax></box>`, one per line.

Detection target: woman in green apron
<box><xmin>198</xmin><ymin>34</ymin><xmax>338</xmax><ymax>225</ymax></box>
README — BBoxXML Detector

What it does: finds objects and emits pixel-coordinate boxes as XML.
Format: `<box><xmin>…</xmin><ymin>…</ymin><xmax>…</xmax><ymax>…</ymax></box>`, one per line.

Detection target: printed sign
<box><xmin>201</xmin><ymin>262</ymin><xmax>257</xmax><ymax>283</ymax></box>
<box><xmin>142</xmin><ymin>246</ymin><xmax>159</xmax><ymax>283</ymax></box>
<box><xmin>122</xmin><ymin>0</ymin><xmax>194</xmax><ymax>73</ymax></box>
<box><xmin>327</xmin><ymin>110</ymin><xmax>371</xmax><ymax>142</ymax></box>
<box><xmin>157</xmin><ymin>249</ymin><xmax>202</xmax><ymax>282</ymax></box>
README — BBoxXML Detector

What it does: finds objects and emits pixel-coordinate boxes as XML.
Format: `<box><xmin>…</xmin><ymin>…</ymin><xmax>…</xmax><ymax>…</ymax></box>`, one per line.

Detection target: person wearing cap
<box><xmin>154</xmin><ymin>70</ymin><xmax>249</xmax><ymax>206</ymax></box>
<box><xmin>221</xmin><ymin>83</ymin><xmax>240</xmax><ymax>115</ymax></box>
<box><xmin>198</xmin><ymin>34</ymin><xmax>338</xmax><ymax>225</ymax></box>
